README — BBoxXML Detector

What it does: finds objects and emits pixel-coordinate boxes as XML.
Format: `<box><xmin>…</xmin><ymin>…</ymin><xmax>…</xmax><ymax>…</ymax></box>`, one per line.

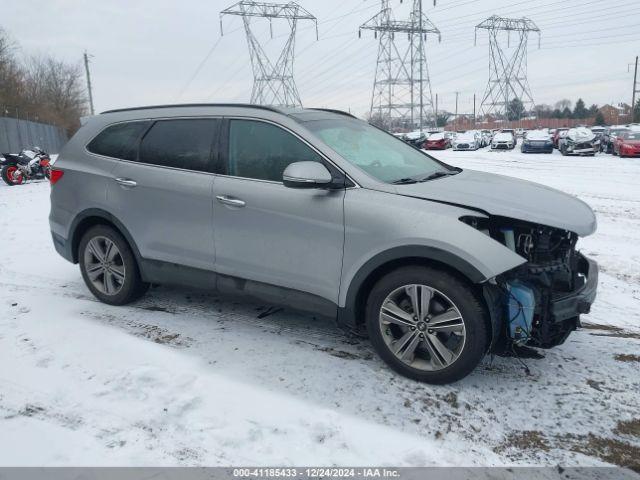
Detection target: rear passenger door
<box><xmin>108</xmin><ymin>118</ymin><xmax>220</xmax><ymax>272</ymax></box>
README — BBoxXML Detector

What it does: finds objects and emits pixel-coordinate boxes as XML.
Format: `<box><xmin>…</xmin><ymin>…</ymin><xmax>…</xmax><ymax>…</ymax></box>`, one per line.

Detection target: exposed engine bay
<box><xmin>461</xmin><ymin>215</ymin><xmax>594</xmax><ymax>351</ymax></box>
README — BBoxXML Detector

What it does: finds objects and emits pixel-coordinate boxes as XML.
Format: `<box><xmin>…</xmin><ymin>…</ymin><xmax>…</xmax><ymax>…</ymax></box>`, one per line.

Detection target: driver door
<box><xmin>212</xmin><ymin>119</ymin><xmax>345</xmax><ymax>304</ymax></box>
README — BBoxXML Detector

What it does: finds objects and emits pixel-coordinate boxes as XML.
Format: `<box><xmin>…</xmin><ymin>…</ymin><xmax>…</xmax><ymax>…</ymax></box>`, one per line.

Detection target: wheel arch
<box><xmin>69</xmin><ymin>209</ymin><xmax>142</xmax><ymax>265</ymax></box>
<box><xmin>338</xmin><ymin>246</ymin><xmax>489</xmax><ymax>332</ymax></box>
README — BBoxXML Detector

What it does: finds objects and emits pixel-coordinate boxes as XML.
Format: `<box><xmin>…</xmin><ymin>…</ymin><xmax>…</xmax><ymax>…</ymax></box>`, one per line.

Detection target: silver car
<box><xmin>49</xmin><ymin>104</ymin><xmax>598</xmax><ymax>384</ymax></box>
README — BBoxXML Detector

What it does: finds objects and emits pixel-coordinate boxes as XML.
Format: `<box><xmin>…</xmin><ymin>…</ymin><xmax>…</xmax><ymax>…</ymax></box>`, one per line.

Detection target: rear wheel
<box><xmin>1</xmin><ymin>165</ymin><xmax>24</xmax><ymax>186</ymax></box>
<box><xmin>365</xmin><ymin>266</ymin><xmax>487</xmax><ymax>384</ymax></box>
<box><xmin>78</xmin><ymin>225</ymin><xmax>148</xmax><ymax>305</ymax></box>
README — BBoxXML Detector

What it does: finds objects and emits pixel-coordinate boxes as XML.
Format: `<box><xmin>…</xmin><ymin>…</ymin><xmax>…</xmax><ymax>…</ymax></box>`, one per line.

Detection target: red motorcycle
<box><xmin>1</xmin><ymin>147</ymin><xmax>51</xmax><ymax>186</ymax></box>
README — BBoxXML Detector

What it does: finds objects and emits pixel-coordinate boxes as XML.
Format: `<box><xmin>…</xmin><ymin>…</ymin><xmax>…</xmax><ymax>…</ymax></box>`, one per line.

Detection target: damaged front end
<box><xmin>461</xmin><ymin>216</ymin><xmax>598</xmax><ymax>352</ymax></box>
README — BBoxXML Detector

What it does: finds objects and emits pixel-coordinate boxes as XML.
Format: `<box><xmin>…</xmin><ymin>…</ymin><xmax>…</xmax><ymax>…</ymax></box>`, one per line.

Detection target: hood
<box><xmin>397</xmin><ymin>169</ymin><xmax>597</xmax><ymax>236</ymax></box>
<box><xmin>567</xmin><ymin>128</ymin><xmax>595</xmax><ymax>142</ymax></box>
<box><xmin>622</xmin><ymin>139</ymin><xmax>640</xmax><ymax>145</ymax></box>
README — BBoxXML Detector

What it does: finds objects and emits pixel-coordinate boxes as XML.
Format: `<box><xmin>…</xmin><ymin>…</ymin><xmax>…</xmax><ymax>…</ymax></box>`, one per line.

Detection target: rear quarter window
<box><xmin>86</xmin><ymin>121</ymin><xmax>151</xmax><ymax>160</ymax></box>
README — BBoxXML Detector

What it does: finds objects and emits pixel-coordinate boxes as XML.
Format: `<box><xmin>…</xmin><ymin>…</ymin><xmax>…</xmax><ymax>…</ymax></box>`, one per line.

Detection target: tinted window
<box><xmin>139</xmin><ymin>119</ymin><xmax>218</xmax><ymax>172</ymax></box>
<box><xmin>87</xmin><ymin>121</ymin><xmax>151</xmax><ymax>160</ymax></box>
<box><xmin>228</xmin><ymin>120</ymin><xmax>322</xmax><ymax>182</ymax></box>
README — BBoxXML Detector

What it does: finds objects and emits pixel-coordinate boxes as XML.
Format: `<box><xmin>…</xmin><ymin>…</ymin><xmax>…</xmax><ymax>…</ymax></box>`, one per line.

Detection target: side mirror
<box><xmin>283</xmin><ymin>161</ymin><xmax>333</xmax><ymax>189</ymax></box>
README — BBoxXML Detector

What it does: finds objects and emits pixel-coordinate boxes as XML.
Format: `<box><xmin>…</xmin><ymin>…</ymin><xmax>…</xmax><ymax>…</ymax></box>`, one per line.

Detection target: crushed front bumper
<box><xmin>551</xmin><ymin>254</ymin><xmax>598</xmax><ymax>323</ymax></box>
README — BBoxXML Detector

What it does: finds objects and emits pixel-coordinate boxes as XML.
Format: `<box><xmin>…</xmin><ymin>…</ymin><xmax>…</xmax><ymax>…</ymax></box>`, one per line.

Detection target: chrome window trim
<box><xmin>221</xmin><ymin>115</ymin><xmax>361</xmax><ymax>189</ymax></box>
<box><xmin>83</xmin><ymin>114</ymin><xmax>361</xmax><ymax>188</ymax></box>
<box><xmin>83</xmin><ymin>116</ymin><xmax>223</xmax><ymax>176</ymax></box>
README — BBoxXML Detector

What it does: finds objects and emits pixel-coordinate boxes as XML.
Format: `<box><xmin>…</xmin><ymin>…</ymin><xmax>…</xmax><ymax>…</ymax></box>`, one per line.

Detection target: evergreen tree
<box><xmin>594</xmin><ymin>112</ymin><xmax>606</xmax><ymax>126</ymax></box>
<box><xmin>573</xmin><ymin>98</ymin><xmax>588</xmax><ymax>119</ymax></box>
<box><xmin>562</xmin><ymin>107</ymin><xmax>572</xmax><ymax>118</ymax></box>
<box><xmin>507</xmin><ymin>98</ymin><xmax>525</xmax><ymax>121</ymax></box>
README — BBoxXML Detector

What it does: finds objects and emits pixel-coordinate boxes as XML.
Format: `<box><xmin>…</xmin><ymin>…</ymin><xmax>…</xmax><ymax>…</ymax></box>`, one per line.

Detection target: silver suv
<box><xmin>49</xmin><ymin>104</ymin><xmax>598</xmax><ymax>384</ymax></box>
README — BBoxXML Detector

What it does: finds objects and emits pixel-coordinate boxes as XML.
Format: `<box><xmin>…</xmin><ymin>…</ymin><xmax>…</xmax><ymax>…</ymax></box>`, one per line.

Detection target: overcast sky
<box><xmin>4</xmin><ymin>0</ymin><xmax>639</xmax><ymax>118</ymax></box>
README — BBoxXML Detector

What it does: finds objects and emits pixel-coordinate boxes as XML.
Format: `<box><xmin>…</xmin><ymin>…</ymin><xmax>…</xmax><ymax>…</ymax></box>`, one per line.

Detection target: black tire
<box><xmin>1</xmin><ymin>165</ymin><xmax>22</xmax><ymax>186</ymax></box>
<box><xmin>78</xmin><ymin>225</ymin><xmax>149</xmax><ymax>305</ymax></box>
<box><xmin>365</xmin><ymin>266</ymin><xmax>488</xmax><ymax>384</ymax></box>
<box><xmin>560</xmin><ymin>145</ymin><xmax>567</xmax><ymax>156</ymax></box>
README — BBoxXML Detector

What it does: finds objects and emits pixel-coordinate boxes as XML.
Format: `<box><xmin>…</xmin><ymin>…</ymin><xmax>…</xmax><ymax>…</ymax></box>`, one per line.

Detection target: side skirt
<box><xmin>139</xmin><ymin>259</ymin><xmax>338</xmax><ymax>321</ymax></box>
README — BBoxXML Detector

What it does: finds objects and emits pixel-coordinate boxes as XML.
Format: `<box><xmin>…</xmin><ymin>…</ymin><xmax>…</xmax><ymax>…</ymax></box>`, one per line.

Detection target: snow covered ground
<box><xmin>1</xmin><ymin>148</ymin><xmax>639</xmax><ymax>469</ymax></box>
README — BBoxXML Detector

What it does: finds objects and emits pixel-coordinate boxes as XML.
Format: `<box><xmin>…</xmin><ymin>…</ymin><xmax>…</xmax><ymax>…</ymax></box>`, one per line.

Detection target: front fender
<box><xmin>338</xmin><ymin>189</ymin><xmax>526</xmax><ymax>321</ymax></box>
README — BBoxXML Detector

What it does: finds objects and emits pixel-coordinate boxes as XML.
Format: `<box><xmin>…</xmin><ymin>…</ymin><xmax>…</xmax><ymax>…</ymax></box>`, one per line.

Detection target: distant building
<box><xmin>599</xmin><ymin>103</ymin><xmax>632</xmax><ymax>125</ymax></box>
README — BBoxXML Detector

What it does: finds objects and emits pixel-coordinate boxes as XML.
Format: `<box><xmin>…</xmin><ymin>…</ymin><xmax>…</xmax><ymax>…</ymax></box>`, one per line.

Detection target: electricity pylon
<box><xmin>220</xmin><ymin>1</ymin><xmax>317</xmax><ymax>107</ymax></box>
<box><xmin>360</xmin><ymin>0</ymin><xmax>440</xmax><ymax>132</ymax></box>
<box><xmin>475</xmin><ymin>15</ymin><xmax>540</xmax><ymax>120</ymax></box>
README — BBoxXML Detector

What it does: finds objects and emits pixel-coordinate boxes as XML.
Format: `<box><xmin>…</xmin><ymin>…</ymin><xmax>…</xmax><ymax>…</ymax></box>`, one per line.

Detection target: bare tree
<box><xmin>0</xmin><ymin>28</ymin><xmax>87</xmax><ymax>134</ymax></box>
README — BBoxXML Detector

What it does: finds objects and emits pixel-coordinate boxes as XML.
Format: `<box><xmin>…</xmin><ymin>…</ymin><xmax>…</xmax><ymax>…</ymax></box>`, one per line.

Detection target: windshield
<box><xmin>625</xmin><ymin>133</ymin><xmax>640</xmax><ymax>140</ymax></box>
<box><xmin>303</xmin><ymin>118</ymin><xmax>453</xmax><ymax>184</ymax></box>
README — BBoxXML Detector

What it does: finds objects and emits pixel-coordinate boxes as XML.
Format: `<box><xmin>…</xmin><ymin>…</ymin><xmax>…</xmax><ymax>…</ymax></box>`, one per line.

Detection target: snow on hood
<box><xmin>428</xmin><ymin>133</ymin><xmax>445</xmax><ymax>140</ymax></box>
<box><xmin>525</xmin><ymin>130</ymin><xmax>551</xmax><ymax>141</ymax></box>
<box><xmin>493</xmin><ymin>132</ymin><xmax>513</xmax><ymax>142</ymax></box>
<box><xmin>567</xmin><ymin>127</ymin><xmax>595</xmax><ymax>142</ymax></box>
<box><xmin>455</xmin><ymin>133</ymin><xmax>476</xmax><ymax>141</ymax></box>
<box><xmin>397</xmin><ymin>169</ymin><xmax>597</xmax><ymax>236</ymax></box>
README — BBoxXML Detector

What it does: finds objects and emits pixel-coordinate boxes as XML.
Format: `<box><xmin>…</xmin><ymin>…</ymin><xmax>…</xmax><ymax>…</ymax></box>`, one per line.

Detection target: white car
<box><xmin>491</xmin><ymin>132</ymin><xmax>516</xmax><ymax>150</ymax></box>
<box><xmin>453</xmin><ymin>132</ymin><xmax>480</xmax><ymax>151</ymax></box>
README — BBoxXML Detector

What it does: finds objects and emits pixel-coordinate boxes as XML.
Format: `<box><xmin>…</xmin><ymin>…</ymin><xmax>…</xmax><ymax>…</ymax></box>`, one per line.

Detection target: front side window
<box><xmin>303</xmin><ymin>118</ymin><xmax>451</xmax><ymax>184</ymax></box>
<box><xmin>228</xmin><ymin>120</ymin><xmax>322</xmax><ymax>182</ymax></box>
<box><xmin>87</xmin><ymin>121</ymin><xmax>151</xmax><ymax>160</ymax></box>
<box><xmin>139</xmin><ymin>119</ymin><xmax>219</xmax><ymax>172</ymax></box>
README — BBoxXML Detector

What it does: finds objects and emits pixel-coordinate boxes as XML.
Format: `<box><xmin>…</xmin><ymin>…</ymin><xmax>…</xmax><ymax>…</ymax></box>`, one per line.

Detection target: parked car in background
<box><xmin>491</xmin><ymin>132</ymin><xmax>516</xmax><ymax>150</ymax></box>
<box><xmin>515</xmin><ymin>128</ymin><xmax>525</xmax><ymax>138</ymax></box>
<box><xmin>590</xmin><ymin>126</ymin><xmax>605</xmax><ymax>142</ymax></box>
<box><xmin>601</xmin><ymin>126</ymin><xmax>630</xmax><ymax>153</ymax></box>
<box><xmin>552</xmin><ymin>128</ymin><xmax>569</xmax><ymax>149</ymax></box>
<box><xmin>559</xmin><ymin>127</ymin><xmax>598</xmax><ymax>156</ymax></box>
<box><xmin>49</xmin><ymin>103</ymin><xmax>599</xmax><ymax>384</ymax></box>
<box><xmin>424</xmin><ymin>132</ymin><xmax>451</xmax><ymax>150</ymax></box>
<box><xmin>453</xmin><ymin>132</ymin><xmax>480</xmax><ymax>150</ymax></box>
<box><xmin>613</xmin><ymin>131</ymin><xmax>640</xmax><ymax>157</ymax></box>
<box><xmin>444</xmin><ymin>131</ymin><xmax>457</xmax><ymax>144</ymax></box>
<box><xmin>521</xmin><ymin>130</ymin><xmax>554</xmax><ymax>154</ymax></box>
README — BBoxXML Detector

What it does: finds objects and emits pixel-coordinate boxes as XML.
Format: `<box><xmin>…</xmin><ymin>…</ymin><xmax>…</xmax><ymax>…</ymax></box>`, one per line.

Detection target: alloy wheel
<box><xmin>379</xmin><ymin>284</ymin><xmax>466</xmax><ymax>371</ymax></box>
<box><xmin>83</xmin><ymin>236</ymin><xmax>126</xmax><ymax>296</ymax></box>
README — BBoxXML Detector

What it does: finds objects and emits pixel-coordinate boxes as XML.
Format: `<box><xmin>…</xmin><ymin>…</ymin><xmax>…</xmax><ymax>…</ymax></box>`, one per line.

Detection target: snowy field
<box><xmin>0</xmin><ymin>148</ymin><xmax>639</xmax><ymax>469</ymax></box>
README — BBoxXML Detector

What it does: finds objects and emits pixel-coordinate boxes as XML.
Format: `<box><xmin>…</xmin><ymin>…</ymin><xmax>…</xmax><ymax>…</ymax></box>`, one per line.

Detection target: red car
<box><xmin>552</xmin><ymin>128</ymin><xmax>569</xmax><ymax>149</ymax></box>
<box><xmin>614</xmin><ymin>131</ymin><xmax>640</xmax><ymax>157</ymax></box>
<box><xmin>423</xmin><ymin>132</ymin><xmax>451</xmax><ymax>150</ymax></box>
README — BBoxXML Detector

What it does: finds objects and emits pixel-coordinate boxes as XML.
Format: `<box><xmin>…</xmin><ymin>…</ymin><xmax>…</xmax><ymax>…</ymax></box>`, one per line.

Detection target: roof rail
<box><xmin>307</xmin><ymin>108</ymin><xmax>356</xmax><ymax>119</ymax></box>
<box><xmin>100</xmin><ymin>103</ymin><xmax>284</xmax><ymax>115</ymax></box>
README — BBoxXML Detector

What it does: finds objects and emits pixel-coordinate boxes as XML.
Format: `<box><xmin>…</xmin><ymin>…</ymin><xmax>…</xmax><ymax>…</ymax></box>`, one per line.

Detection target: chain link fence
<box><xmin>0</xmin><ymin>115</ymin><xmax>68</xmax><ymax>154</ymax></box>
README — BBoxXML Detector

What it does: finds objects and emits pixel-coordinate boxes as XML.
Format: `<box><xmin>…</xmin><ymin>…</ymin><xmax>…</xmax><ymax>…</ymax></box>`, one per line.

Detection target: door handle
<box><xmin>216</xmin><ymin>195</ymin><xmax>246</xmax><ymax>208</ymax></box>
<box><xmin>115</xmin><ymin>178</ymin><xmax>137</xmax><ymax>188</ymax></box>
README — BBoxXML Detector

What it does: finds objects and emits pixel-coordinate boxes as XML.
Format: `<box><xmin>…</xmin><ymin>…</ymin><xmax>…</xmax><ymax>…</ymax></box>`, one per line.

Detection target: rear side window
<box><xmin>228</xmin><ymin>119</ymin><xmax>322</xmax><ymax>182</ymax></box>
<box><xmin>139</xmin><ymin>119</ymin><xmax>218</xmax><ymax>172</ymax></box>
<box><xmin>87</xmin><ymin>121</ymin><xmax>151</xmax><ymax>160</ymax></box>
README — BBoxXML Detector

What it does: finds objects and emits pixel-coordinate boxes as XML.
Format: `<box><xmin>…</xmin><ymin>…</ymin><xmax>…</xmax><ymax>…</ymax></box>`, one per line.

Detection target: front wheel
<box><xmin>1</xmin><ymin>165</ymin><xmax>24</xmax><ymax>186</ymax></box>
<box><xmin>365</xmin><ymin>266</ymin><xmax>487</xmax><ymax>384</ymax></box>
<box><xmin>78</xmin><ymin>225</ymin><xmax>149</xmax><ymax>305</ymax></box>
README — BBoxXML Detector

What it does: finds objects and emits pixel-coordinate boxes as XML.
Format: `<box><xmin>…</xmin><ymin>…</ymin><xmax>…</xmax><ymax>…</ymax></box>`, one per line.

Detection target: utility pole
<box><xmin>435</xmin><ymin>93</ymin><xmax>438</xmax><ymax>129</ymax></box>
<box><xmin>473</xmin><ymin>93</ymin><xmax>476</xmax><ymax>127</ymax></box>
<box><xmin>83</xmin><ymin>51</ymin><xmax>95</xmax><ymax>115</ymax></box>
<box><xmin>454</xmin><ymin>91</ymin><xmax>459</xmax><ymax>131</ymax></box>
<box><xmin>631</xmin><ymin>56</ymin><xmax>639</xmax><ymax>123</ymax></box>
<box><xmin>418</xmin><ymin>0</ymin><xmax>424</xmax><ymax>132</ymax></box>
